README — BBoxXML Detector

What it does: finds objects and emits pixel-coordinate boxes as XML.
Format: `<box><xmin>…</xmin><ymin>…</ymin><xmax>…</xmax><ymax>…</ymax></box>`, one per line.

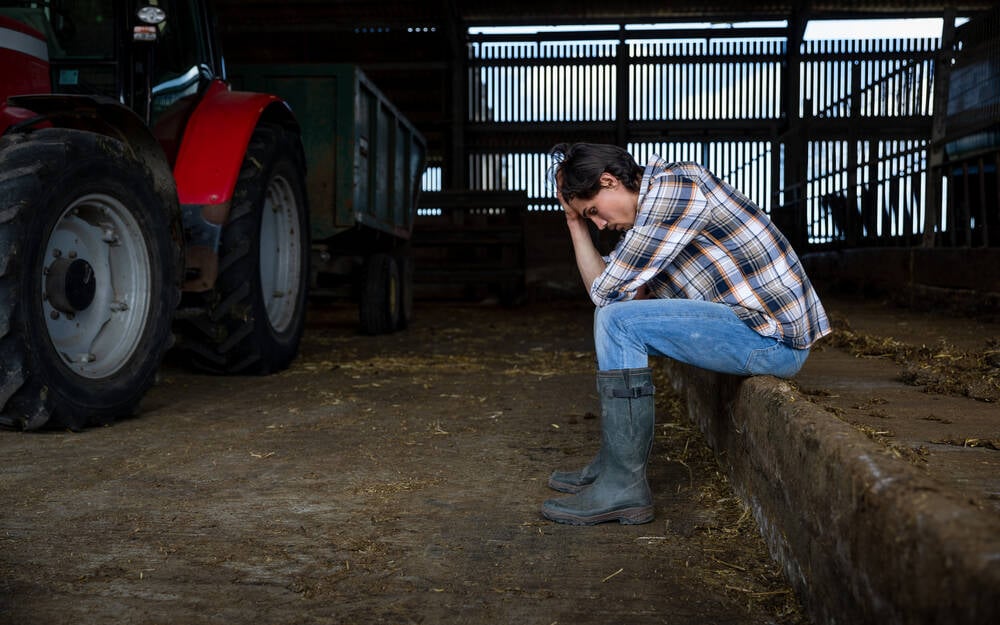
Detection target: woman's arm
<box><xmin>566</xmin><ymin>215</ymin><xmax>606</xmax><ymax>292</ymax></box>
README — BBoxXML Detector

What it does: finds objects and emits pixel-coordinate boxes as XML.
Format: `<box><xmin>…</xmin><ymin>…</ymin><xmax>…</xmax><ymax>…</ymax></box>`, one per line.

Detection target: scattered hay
<box><xmin>291</xmin><ymin>350</ymin><xmax>594</xmax><ymax>380</ymax></box>
<box><xmin>851</xmin><ymin>422</ymin><xmax>930</xmax><ymax>465</ymax></box>
<box><xmin>929</xmin><ymin>437</ymin><xmax>1000</xmax><ymax>451</ymax></box>
<box><xmin>645</xmin><ymin>360</ymin><xmax>808</xmax><ymax>623</ymax></box>
<box><xmin>820</xmin><ymin>326</ymin><xmax>1000</xmax><ymax>403</ymax></box>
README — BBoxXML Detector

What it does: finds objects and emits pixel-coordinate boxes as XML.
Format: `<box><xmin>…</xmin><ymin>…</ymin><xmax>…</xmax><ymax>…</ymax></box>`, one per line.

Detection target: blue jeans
<box><xmin>594</xmin><ymin>299</ymin><xmax>809</xmax><ymax>378</ymax></box>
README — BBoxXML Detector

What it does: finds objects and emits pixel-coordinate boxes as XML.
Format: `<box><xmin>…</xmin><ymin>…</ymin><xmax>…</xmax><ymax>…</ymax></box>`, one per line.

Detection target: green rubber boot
<box><xmin>541</xmin><ymin>368</ymin><xmax>656</xmax><ymax>525</ymax></box>
<box><xmin>548</xmin><ymin>453</ymin><xmax>601</xmax><ymax>494</ymax></box>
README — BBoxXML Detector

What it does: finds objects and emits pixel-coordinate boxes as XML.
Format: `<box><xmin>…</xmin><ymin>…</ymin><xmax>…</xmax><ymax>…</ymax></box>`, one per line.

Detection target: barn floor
<box><xmin>1</xmin><ymin>294</ymin><xmax>995</xmax><ymax>624</ymax></box>
<box><xmin>1</xmin><ymin>300</ymin><xmax>807</xmax><ymax>625</ymax></box>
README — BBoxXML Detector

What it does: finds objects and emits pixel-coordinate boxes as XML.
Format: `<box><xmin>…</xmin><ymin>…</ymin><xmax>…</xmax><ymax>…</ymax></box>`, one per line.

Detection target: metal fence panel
<box><xmin>459</xmin><ymin>22</ymin><xmax>996</xmax><ymax>249</ymax></box>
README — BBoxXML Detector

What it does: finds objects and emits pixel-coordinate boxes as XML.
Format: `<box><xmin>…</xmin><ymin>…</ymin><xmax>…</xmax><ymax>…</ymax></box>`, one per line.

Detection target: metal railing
<box><xmin>457</xmin><ymin>20</ymin><xmax>996</xmax><ymax>249</ymax></box>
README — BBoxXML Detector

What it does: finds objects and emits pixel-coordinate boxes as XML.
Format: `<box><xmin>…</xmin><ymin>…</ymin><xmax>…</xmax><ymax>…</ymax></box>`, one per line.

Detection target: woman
<box><xmin>543</xmin><ymin>142</ymin><xmax>830</xmax><ymax>525</ymax></box>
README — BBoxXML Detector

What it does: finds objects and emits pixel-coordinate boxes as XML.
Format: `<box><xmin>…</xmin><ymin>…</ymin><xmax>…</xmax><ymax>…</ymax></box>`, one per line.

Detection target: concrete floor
<box><xmin>1</xmin><ymin>293</ymin><xmax>996</xmax><ymax>625</ymax></box>
<box><xmin>0</xmin><ymin>300</ymin><xmax>808</xmax><ymax>625</ymax></box>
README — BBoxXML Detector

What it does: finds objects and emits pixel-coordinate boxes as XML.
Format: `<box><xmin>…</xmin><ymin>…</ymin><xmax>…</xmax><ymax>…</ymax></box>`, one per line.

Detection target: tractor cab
<box><xmin>0</xmin><ymin>0</ymin><xmax>224</xmax><ymax>163</ymax></box>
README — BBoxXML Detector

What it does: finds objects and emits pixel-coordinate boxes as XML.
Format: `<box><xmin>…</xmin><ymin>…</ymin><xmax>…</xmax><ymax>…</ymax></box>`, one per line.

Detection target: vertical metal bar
<box><xmin>685</xmin><ymin>44</ymin><xmax>692</xmax><ymax>120</ymax></box>
<box><xmin>977</xmin><ymin>156</ymin><xmax>989</xmax><ymax>247</ymax></box>
<box><xmin>673</xmin><ymin>46</ymin><xmax>679</xmax><ymax>121</ymax></box>
<box><xmin>709</xmin><ymin>45</ymin><xmax>716</xmax><ymax>119</ymax></box>
<box><xmin>560</xmin><ymin>54</ymin><xmax>566</xmax><ymax>123</ymax></box>
<box><xmin>752</xmin><ymin>44</ymin><xmax>759</xmax><ymax>120</ymax></box>
<box><xmin>712</xmin><ymin>40</ymin><xmax>718</xmax><ymax>119</ymax></box>
<box><xmin>763</xmin><ymin>140</ymin><xmax>769</xmax><ymax>209</ymax></box>
<box><xmin>506</xmin><ymin>49</ymin><xmax>512</xmax><ymax>123</ymax></box>
<box><xmin>961</xmin><ymin>161</ymin><xmax>971</xmax><ymax>246</ymax></box>
<box><xmin>631</xmin><ymin>45</ymin><xmax>637</xmax><ymax>122</ymax></box>
<box><xmin>760</xmin><ymin>43</ymin><xmax>766</xmax><ymax>118</ymax></box>
<box><xmin>904</xmin><ymin>145</ymin><xmax>914</xmax><ymax>243</ymax></box>
<box><xmin>725</xmin><ymin>43</ymin><xmax>731</xmax><ymax>119</ymax></box>
<box><xmin>829</xmin><ymin>39</ymin><xmax>835</xmax><ymax>115</ymax></box>
<box><xmin>995</xmin><ymin>151</ymin><xmax>1000</xmax><ymax>247</ymax></box>
<box><xmin>732</xmin><ymin>43</ymin><xmax>738</xmax><ymax>120</ymax></box>
<box><xmin>846</xmin><ymin>64</ymin><xmax>860</xmax><ymax>245</ymax></box>
<box><xmin>543</xmin><ymin>53</ymin><xmax>550</xmax><ymax>123</ymax></box>
<box><xmin>512</xmin><ymin>46</ymin><xmax>519</xmax><ymax>124</ymax></box>
<box><xmin>692</xmin><ymin>41</ymin><xmax>698</xmax><ymax>121</ymax></box>
<box><xmin>577</xmin><ymin>49</ymin><xmax>583</xmax><ymax>122</ymax></box>
<box><xmin>528</xmin><ymin>48</ymin><xmax>534</xmax><ymax>121</ymax></box>
<box><xmin>733</xmin><ymin>42</ymin><xmax>739</xmax><ymax>121</ymax></box>
<box><xmin>697</xmin><ymin>42</ymin><xmax>704</xmax><ymax>119</ymax></box>
<box><xmin>702</xmin><ymin>41</ymin><xmax>708</xmax><ymax>120</ymax></box>
<box><xmin>522</xmin><ymin>50</ymin><xmax>529</xmax><ymax>123</ymax></box>
<box><xmin>946</xmin><ymin>164</ymin><xmax>957</xmax><ymax>246</ymax></box>
<box><xmin>680</xmin><ymin>45</ymin><xmax>686</xmax><ymax>120</ymax></box>
<box><xmin>723</xmin><ymin>42</ymin><xmax>743</xmax><ymax>119</ymax></box>
<box><xmin>516</xmin><ymin>54</ymin><xmax>522</xmax><ymax>124</ymax></box>
<box><xmin>767</xmin><ymin>40</ymin><xmax>774</xmax><ymax>119</ymax></box>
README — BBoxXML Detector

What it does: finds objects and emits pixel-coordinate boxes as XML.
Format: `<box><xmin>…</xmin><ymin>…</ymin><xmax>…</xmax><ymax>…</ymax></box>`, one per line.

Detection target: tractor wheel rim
<box><xmin>259</xmin><ymin>173</ymin><xmax>301</xmax><ymax>333</ymax></box>
<box><xmin>41</xmin><ymin>193</ymin><xmax>152</xmax><ymax>379</ymax></box>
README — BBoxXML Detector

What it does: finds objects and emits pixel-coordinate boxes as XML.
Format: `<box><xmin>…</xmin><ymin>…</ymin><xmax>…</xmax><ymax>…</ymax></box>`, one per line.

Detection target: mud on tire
<box><xmin>175</xmin><ymin>123</ymin><xmax>309</xmax><ymax>374</ymax></box>
<box><xmin>0</xmin><ymin>129</ymin><xmax>182</xmax><ymax>430</ymax></box>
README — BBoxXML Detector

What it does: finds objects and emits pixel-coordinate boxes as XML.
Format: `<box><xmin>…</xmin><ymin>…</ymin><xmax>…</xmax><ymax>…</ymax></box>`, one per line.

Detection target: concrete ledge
<box><xmin>666</xmin><ymin>362</ymin><xmax>1000</xmax><ymax>625</ymax></box>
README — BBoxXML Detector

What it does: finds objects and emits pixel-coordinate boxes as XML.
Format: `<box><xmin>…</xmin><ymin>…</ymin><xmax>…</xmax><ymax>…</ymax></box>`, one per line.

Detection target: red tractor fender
<box><xmin>0</xmin><ymin>103</ymin><xmax>47</xmax><ymax>135</ymax></box>
<box><xmin>172</xmin><ymin>79</ymin><xmax>300</xmax><ymax>292</ymax></box>
<box><xmin>173</xmin><ymin>79</ymin><xmax>298</xmax><ymax>206</ymax></box>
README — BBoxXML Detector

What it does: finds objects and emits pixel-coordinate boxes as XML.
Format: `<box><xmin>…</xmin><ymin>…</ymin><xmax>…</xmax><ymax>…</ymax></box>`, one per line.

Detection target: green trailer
<box><xmin>230</xmin><ymin>63</ymin><xmax>426</xmax><ymax>334</ymax></box>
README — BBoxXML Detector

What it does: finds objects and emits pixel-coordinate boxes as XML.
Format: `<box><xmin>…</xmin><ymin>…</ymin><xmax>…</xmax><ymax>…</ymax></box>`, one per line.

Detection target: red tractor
<box><xmin>0</xmin><ymin>1</ymin><xmax>310</xmax><ymax>430</ymax></box>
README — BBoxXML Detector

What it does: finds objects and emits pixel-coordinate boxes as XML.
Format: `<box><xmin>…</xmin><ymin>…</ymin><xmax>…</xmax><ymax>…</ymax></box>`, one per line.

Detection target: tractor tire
<box><xmin>0</xmin><ymin>129</ymin><xmax>182</xmax><ymax>431</ymax></box>
<box><xmin>359</xmin><ymin>253</ymin><xmax>400</xmax><ymax>335</ymax></box>
<box><xmin>176</xmin><ymin>123</ymin><xmax>309</xmax><ymax>374</ymax></box>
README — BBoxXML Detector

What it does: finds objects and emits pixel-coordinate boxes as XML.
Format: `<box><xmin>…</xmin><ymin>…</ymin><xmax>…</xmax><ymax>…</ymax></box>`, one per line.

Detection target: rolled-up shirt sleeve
<box><xmin>588</xmin><ymin>173</ymin><xmax>711</xmax><ymax>307</ymax></box>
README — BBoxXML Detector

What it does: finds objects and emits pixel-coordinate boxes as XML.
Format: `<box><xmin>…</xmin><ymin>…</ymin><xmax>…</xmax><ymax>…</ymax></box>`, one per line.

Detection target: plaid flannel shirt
<box><xmin>590</xmin><ymin>157</ymin><xmax>831</xmax><ymax>349</ymax></box>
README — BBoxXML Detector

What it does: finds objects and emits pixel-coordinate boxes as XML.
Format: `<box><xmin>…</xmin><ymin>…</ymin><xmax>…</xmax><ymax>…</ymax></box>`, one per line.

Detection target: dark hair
<box><xmin>549</xmin><ymin>143</ymin><xmax>643</xmax><ymax>201</ymax></box>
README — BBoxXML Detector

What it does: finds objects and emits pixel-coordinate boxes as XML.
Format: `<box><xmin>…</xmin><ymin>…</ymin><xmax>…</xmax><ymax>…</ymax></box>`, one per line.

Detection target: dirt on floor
<box><xmin>1</xmin><ymin>300</ymin><xmax>808</xmax><ymax>625</ymax></box>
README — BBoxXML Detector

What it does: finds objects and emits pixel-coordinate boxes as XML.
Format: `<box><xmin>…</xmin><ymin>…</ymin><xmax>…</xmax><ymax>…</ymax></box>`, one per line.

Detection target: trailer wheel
<box><xmin>177</xmin><ymin>124</ymin><xmax>309</xmax><ymax>374</ymax></box>
<box><xmin>359</xmin><ymin>253</ymin><xmax>400</xmax><ymax>335</ymax></box>
<box><xmin>0</xmin><ymin>129</ymin><xmax>182</xmax><ymax>430</ymax></box>
<box><xmin>395</xmin><ymin>252</ymin><xmax>414</xmax><ymax>330</ymax></box>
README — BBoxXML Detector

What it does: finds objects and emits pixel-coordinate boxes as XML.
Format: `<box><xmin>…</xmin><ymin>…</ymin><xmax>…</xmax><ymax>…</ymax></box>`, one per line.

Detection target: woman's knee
<box><xmin>594</xmin><ymin>302</ymin><xmax>629</xmax><ymax>336</ymax></box>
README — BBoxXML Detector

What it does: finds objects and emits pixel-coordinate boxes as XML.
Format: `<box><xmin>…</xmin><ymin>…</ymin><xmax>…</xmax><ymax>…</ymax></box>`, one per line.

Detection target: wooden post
<box><xmin>616</xmin><ymin>25</ymin><xmax>629</xmax><ymax>148</ymax></box>
<box><xmin>444</xmin><ymin>3</ymin><xmax>467</xmax><ymax>190</ymax></box>
<box><xmin>781</xmin><ymin>10</ymin><xmax>809</xmax><ymax>250</ymax></box>
<box><xmin>923</xmin><ymin>9</ymin><xmax>956</xmax><ymax>247</ymax></box>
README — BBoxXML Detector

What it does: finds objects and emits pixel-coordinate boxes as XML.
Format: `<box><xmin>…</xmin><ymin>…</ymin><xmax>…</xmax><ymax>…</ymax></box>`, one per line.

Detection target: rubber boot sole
<box><xmin>541</xmin><ymin>503</ymin><xmax>654</xmax><ymax>526</ymax></box>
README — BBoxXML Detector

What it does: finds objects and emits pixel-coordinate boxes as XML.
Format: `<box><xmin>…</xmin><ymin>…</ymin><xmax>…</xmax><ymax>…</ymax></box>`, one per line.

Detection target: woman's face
<box><xmin>565</xmin><ymin>173</ymin><xmax>639</xmax><ymax>231</ymax></box>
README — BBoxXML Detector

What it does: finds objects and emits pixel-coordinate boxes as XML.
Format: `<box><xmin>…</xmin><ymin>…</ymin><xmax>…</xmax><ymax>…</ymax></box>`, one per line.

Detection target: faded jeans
<box><xmin>594</xmin><ymin>299</ymin><xmax>809</xmax><ymax>378</ymax></box>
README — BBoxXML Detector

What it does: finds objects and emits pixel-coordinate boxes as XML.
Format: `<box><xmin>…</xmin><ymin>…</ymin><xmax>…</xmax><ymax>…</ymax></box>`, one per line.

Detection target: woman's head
<box><xmin>549</xmin><ymin>143</ymin><xmax>643</xmax><ymax>201</ymax></box>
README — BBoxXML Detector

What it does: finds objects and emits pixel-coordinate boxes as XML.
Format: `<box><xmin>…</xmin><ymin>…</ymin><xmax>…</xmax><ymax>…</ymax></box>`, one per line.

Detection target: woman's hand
<box><xmin>557</xmin><ymin>188</ymin><xmax>583</xmax><ymax>225</ymax></box>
